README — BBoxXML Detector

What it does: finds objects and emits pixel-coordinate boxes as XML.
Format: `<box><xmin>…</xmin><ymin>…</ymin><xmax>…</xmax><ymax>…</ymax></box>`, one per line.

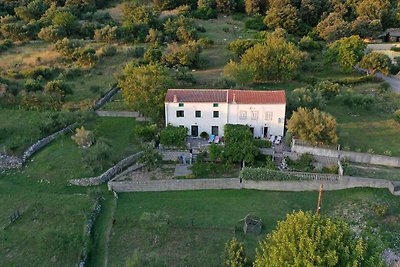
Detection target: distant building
<box><xmin>164</xmin><ymin>89</ymin><xmax>286</xmax><ymax>138</ymax></box>
<box><xmin>379</xmin><ymin>28</ymin><xmax>400</xmax><ymax>42</ymax></box>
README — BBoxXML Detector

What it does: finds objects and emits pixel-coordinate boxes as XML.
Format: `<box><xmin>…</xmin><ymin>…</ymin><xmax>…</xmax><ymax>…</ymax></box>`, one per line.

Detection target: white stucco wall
<box><xmin>165</xmin><ymin>102</ymin><xmax>286</xmax><ymax>137</ymax></box>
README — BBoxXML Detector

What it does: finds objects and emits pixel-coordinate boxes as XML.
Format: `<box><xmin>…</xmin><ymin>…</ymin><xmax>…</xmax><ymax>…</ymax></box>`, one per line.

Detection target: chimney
<box><xmin>173</xmin><ymin>94</ymin><xmax>177</xmax><ymax>103</ymax></box>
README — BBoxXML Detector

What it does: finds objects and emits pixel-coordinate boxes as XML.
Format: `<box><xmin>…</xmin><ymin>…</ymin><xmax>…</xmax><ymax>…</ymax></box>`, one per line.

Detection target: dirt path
<box><xmin>374</xmin><ymin>72</ymin><xmax>400</xmax><ymax>93</ymax></box>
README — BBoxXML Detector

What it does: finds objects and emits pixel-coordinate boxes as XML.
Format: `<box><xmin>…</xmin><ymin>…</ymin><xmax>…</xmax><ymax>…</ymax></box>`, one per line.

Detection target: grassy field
<box><xmin>0</xmin><ymin>115</ymin><xmax>142</xmax><ymax>266</ymax></box>
<box><xmin>108</xmin><ymin>188</ymin><xmax>400</xmax><ymax>266</ymax></box>
<box><xmin>346</xmin><ymin>163</ymin><xmax>400</xmax><ymax>181</ymax></box>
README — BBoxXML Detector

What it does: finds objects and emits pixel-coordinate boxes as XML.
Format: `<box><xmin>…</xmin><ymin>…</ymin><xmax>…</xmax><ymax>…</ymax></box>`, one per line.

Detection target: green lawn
<box><xmin>0</xmin><ymin>115</ymin><xmax>142</xmax><ymax>266</ymax></box>
<box><xmin>345</xmin><ymin>164</ymin><xmax>400</xmax><ymax>181</ymax></box>
<box><xmin>108</xmin><ymin>188</ymin><xmax>400</xmax><ymax>266</ymax></box>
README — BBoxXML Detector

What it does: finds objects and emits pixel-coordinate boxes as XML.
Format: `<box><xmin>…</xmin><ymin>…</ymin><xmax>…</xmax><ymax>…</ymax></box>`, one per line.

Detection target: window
<box><xmin>178</xmin><ymin>103</ymin><xmax>184</xmax><ymax>107</ymax></box>
<box><xmin>239</xmin><ymin>111</ymin><xmax>247</xmax><ymax>120</ymax></box>
<box><xmin>195</xmin><ymin>110</ymin><xmax>201</xmax><ymax>118</ymax></box>
<box><xmin>213</xmin><ymin>111</ymin><xmax>219</xmax><ymax>118</ymax></box>
<box><xmin>176</xmin><ymin>110</ymin><xmax>184</xmax><ymax>117</ymax></box>
<box><xmin>251</xmin><ymin>111</ymin><xmax>259</xmax><ymax>120</ymax></box>
<box><xmin>265</xmin><ymin>112</ymin><xmax>273</xmax><ymax>121</ymax></box>
<box><xmin>213</xmin><ymin>103</ymin><xmax>219</xmax><ymax>107</ymax></box>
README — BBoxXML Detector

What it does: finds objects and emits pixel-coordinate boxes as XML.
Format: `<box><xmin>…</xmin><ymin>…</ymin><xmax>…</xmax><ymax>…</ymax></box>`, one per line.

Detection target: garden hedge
<box><xmin>239</xmin><ymin>167</ymin><xmax>303</xmax><ymax>181</ymax></box>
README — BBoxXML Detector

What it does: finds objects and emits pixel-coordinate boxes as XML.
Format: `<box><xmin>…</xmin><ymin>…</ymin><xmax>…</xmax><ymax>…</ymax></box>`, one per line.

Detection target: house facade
<box><xmin>165</xmin><ymin>89</ymin><xmax>286</xmax><ymax>138</ymax></box>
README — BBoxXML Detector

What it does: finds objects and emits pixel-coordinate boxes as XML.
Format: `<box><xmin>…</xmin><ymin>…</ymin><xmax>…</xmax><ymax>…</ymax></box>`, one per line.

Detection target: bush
<box><xmin>391</xmin><ymin>47</ymin><xmax>400</xmax><ymax>52</ymax></box>
<box><xmin>209</xmin><ymin>143</ymin><xmax>223</xmax><ymax>161</ymax></box>
<box><xmin>286</xmin><ymin>153</ymin><xmax>315</xmax><ymax>172</ymax></box>
<box><xmin>24</xmin><ymin>79</ymin><xmax>43</xmax><ymax>92</ymax></box>
<box><xmin>21</xmin><ymin>66</ymin><xmax>59</xmax><ymax>80</ymax></box>
<box><xmin>394</xmin><ymin>110</ymin><xmax>400</xmax><ymax>122</ymax></box>
<box><xmin>245</xmin><ymin>15</ymin><xmax>266</xmax><ymax>31</ymax></box>
<box><xmin>200</xmin><ymin>131</ymin><xmax>209</xmax><ymax>139</ymax></box>
<box><xmin>298</xmin><ymin>36</ymin><xmax>321</xmax><ymax>51</ymax></box>
<box><xmin>98</xmin><ymin>45</ymin><xmax>117</xmax><ymax>57</ymax></box>
<box><xmin>332</xmin><ymin>75</ymin><xmax>380</xmax><ymax>85</ymax></box>
<box><xmin>160</xmin><ymin>125</ymin><xmax>187</xmax><ymax>148</ymax></box>
<box><xmin>82</xmin><ymin>138</ymin><xmax>113</xmax><ymax>174</ymax></box>
<box><xmin>227</xmin><ymin>38</ymin><xmax>258</xmax><ymax>57</ymax></box>
<box><xmin>338</xmin><ymin>92</ymin><xmax>375</xmax><ymax>110</ymax></box>
<box><xmin>162</xmin><ymin>42</ymin><xmax>201</xmax><ymax>67</ymax></box>
<box><xmin>192</xmin><ymin>7</ymin><xmax>218</xmax><ymax>20</ymax></box>
<box><xmin>71</xmin><ymin>126</ymin><xmax>94</xmax><ymax>148</ymax></box>
<box><xmin>239</xmin><ymin>167</ymin><xmax>303</xmax><ymax>181</ymax></box>
<box><xmin>253</xmin><ymin>139</ymin><xmax>272</xmax><ymax>148</ymax></box>
<box><xmin>373</xmin><ymin>204</ymin><xmax>388</xmax><ymax>217</ymax></box>
<box><xmin>94</xmin><ymin>25</ymin><xmax>119</xmax><ymax>42</ymax></box>
<box><xmin>127</xmin><ymin>46</ymin><xmax>145</xmax><ymax>58</ymax></box>
<box><xmin>132</xmin><ymin>124</ymin><xmax>158</xmax><ymax>142</ymax></box>
<box><xmin>38</xmin><ymin>25</ymin><xmax>66</xmax><ymax>42</ymax></box>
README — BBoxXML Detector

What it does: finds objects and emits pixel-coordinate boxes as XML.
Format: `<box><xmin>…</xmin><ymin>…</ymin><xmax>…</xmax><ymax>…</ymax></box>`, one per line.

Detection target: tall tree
<box><xmin>264</xmin><ymin>0</ymin><xmax>300</xmax><ymax>33</ymax></box>
<box><xmin>254</xmin><ymin>211</ymin><xmax>384</xmax><ymax>267</ymax></box>
<box><xmin>287</xmin><ymin>107</ymin><xmax>338</xmax><ymax>145</ymax></box>
<box><xmin>223</xmin><ymin>124</ymin><xmax>259</xmax><ymax>164</ymax></box>
<box><xmin>224</xmin><ymin>30</ymin><xmax>303</xmax><ymax>82</ymax></box>
<box><xmin>245</xmin><ymin>0</ymin><xmax>263</xmax><ymax>15</ymax></box>
<box><xmin>359</xmin><ymin>52</ymin><xmax>392</xmax><ymax>75</ymax></box>
<box><xmin>315</xmin><ymin>12</ymin><xmax>350</xmax><ymax>42</ymax></box>
<box><xmin>326</xmin><ymin>35</ymin><xmax>366</xmax><ymax>72</ymax></box>
<box><xmin>118</xmin><ymin>63</ymin><xmax>175</xmax><ymax>121</ymax></box>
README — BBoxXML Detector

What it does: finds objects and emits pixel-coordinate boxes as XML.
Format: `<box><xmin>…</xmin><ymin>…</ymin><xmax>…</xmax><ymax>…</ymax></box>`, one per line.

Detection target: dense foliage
<box><xmin>254</xmin><ymin>211</ymin><xmax>384</xmax><ymax>267</ymax></box>
<box><xmin>159</xmin><ymin>125</ymin><xmax>187</xmax><ymax>148</ymax></box>
<box><xmin>223</xmin><ymin>124</ymin><xmax>258</xmax><ymax>164</ymax></box>
<box><xmin>287</xmin><ymin>108</ymin><xmax>338</xmax><ymax>145</ymax></box>
<box><xmin>239</xmin><ymin>167</ymin><xmax>303</xmax><ymax>181</ymax></box>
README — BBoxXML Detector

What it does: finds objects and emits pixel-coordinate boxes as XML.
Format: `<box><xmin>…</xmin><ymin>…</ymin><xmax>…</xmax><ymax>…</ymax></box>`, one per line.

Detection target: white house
<box><xmin>164</xmin><ymin>89</ymin><xmax>286</xmax><ymax>138</ymax></box>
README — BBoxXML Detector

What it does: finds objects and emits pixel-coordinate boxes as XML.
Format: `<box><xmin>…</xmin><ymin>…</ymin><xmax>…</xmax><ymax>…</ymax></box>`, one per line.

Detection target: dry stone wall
<box><xmin>69</xmin><ymin>152</ymin><xmax>143</xmax><ymax>186</ymax></box>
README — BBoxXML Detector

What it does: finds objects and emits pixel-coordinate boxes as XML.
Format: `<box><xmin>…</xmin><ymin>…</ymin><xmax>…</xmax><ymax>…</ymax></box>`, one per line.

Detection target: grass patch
<box><xmin>108</xmin><ymin>188</ymin><xmax>400</xmax><ymax>266</ymax></box>
<box><xmin>345</xmin><ymin>164</ymin><xmax>400</xmax><ymax>181</ymax></box>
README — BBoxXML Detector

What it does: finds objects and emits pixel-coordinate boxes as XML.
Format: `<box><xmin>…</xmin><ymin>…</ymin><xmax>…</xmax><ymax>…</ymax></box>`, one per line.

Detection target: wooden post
<box><xmin>316</xmin><ymin>184</ymin><xmax>323</xmax><ymax>215</ymax></box>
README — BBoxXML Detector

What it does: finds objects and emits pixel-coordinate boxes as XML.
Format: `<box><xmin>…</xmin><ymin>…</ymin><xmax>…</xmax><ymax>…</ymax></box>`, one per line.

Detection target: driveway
<box><xmin>374</xmin><ymin>72</ymin><xmax>400</xmax><ymax>93</ymax></box>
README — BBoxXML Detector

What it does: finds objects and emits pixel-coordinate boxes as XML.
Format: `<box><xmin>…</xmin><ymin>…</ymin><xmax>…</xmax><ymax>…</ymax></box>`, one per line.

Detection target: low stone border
<box><xmin>69</xmin><ymin>152</ymin><xmax>143</xmax><ymax>186</ymax></box>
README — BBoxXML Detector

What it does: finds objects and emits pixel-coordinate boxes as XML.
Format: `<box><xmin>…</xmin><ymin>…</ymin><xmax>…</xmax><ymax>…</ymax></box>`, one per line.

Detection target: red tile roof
<box><xmin>165</xmin><ymin>89</ymin><xmax>286</xmax><ymax>104</ymax></box>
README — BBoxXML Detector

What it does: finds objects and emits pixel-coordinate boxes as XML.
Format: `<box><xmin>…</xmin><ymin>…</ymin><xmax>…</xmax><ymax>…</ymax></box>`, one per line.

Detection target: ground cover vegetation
<box><xmin>2</xmin><ymin>0</ymin><xmax>400</xmax><ymax>266</ymax></box>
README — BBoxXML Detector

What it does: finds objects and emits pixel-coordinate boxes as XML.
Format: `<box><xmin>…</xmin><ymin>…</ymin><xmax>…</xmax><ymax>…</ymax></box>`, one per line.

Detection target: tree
<box><xmin>351</xmin><ymin>16</ymin><xmax>382</xmax><ymax>38</ymax></box>
<box><xmin>52</xmin><ymin>10</ymin><xmax>78</xmax><ymax>35</ymax></box>
<box><xmin>224</xmin><ymin>31</ymin><xmax>303</xmax><ymax>83</ymax></box>
<box><xmin>44</xmin><ymin>79</ymin><xmax>73</xmax><ymax>99</ymax></box>
<box><xmin>159</xmin><ymin>125</ymin><xmax>187</xmax><ymax>148</ymax></box>
<box><xmin>299</xmin><ymin>0</ymin><xmax>325</xmax><ymax>27</ymax></box>
<box><xmin>138</xmin><ymin>144</ymin><xmax>162</xmax><ymax>171</ymax></box>
<box><xmin>264</xmin><ymin>1</ymin><xmax>300</xmax><ymax>34</ymax></box>
<box><xmin>326</xmin><ymin>35</ymin><xmax>366</xmax><ymax>72</ymax></box>
<box><xmin>315</xmin><ymin>12</ymin><xmax>350</xmax><ymax>42</ymax></box>
<box><xmin>82</xmin><ymin>138</ymin><xmax>113</xmax><ymax>174</ymax></box>
<box><xmin>287</xmin><ymin>108</ymin><xmax>338</xmax><ymax>145</ymax></box>
<box><xmin>209</xmin><ymin>143</ymin><xmax>223</xmax><ymax>161</ymax></box>
<box><xmin>288</xmin><ymin>86</ymin><xmax>325</xmax><ymax>112</ymax></box>
<box><xmin>94</xmin><ymin>25</ymin><xmax>119</xmax><ymax>43</ymax></box>
<box><xmin>359</xmin><ymin>52</ymin><xmax>392</xmax><ymax>75</ymax></box>
<box><xmin>216</xmin><ymin>0</ymin><xmax>236</xmax><ymax>14</ymax></box>
<box><xmin>254</xmin><ymin>211</ymin><xmax>384</xmax><ymax>267</ymax></box>
<box><xmin>224</xmin><ymin>237</ymin><xmax>248</xmax><ymax>267</ymax></box>
<box><xmin>118</xmin><ymin>63</ymin><xmax>175</xmax><ymax>121</ymax></box>
<box><xmin>162</xmin><ymin>42</ymin><xmax>201</xmax><ymax>67</ymax></box>
<box><xmin>143</xmin><ymin>45</ymin><xmax>162</xmax><ymax>64</ymax></box>
<box><xmin>313</xmin><ymin>80</ymin><xmax>341</xmax><ymax>99</ymax></box>
<box><xmin>38</xmin><ymin>25</ymin><xmax>66</xmax><ymax>42</ymax></box>
<box><xmin>245</xmin><ymin>0</ymin><xmax>263</xmax><ymax>15</ymax></box>
<box><xmin>132</xmin><ymin>124</ymin><xmax>158</xmax><ymax>143</ymax></box>
<box><xmin>223</xmin><ymin>124</ymin><xmax>258</xmax><ymax>164</ymax></box>
<box><xmin>227</xmin><ymin>38</ymin><xmax>258</xmax><ymax>57</ymax></box>
<box><xmin>355</xmin><ymin>0</ymin><xmax>390</xmax><ymax>21</ymax></box>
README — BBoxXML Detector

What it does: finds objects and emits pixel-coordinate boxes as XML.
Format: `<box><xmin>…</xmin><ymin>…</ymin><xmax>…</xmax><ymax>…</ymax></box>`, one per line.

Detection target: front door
<box><xmin>191</xmin><ymin>125</ymin><xmax>198</xmax><ymax>137</ymax></box>
<box><xmin>264</xmin><ymin>127</ymin><xmax>268</xmax><ymax>138</ymax></box>
<box><xmin>211</xmin><ymin>126</ymin><xmax>219</xmax><ymax>136</ymax></box>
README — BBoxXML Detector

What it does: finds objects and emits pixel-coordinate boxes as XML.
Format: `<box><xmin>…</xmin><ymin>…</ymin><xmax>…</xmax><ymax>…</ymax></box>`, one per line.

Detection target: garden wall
<box><xmin>69</xmin><ymin>152</ymin><xmax>143</xmax><ymax>186</ymax></box>
<box><xmin>108</xmin><ymin>176</ymin><xmax>398</xmax><ymax>194</ymax></box>
<box><xmin>292</xmin><ymin>141</ymin><xmax>400</xmax><ymax>167</ymax></box>
<box><xmin>108</xmin><ymin>178</ymin><xmax>241</xmax><ymax>192</ymax></box>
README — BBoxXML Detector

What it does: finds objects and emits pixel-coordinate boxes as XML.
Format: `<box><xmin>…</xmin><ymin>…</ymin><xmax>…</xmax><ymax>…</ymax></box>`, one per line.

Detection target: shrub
<box><xmin>132</xmin><ymin>124</ymin><xmax>158</xmax><ymax>142</ymax></box>
<box><xmin>82</xmin><ymin>138</ymin><xmax>113</xmax><ymax>174</ymax></box>
<box><xmin>24</xmin><ymin>79</ymin><xmax>43</xmax><ymax>92</ymax></box>
<box><xmin>394</xmin><ymin>109</ymin><xmax>400</xmax><ymax>122</ymax></box>
<box><xmin>162</xmin><ymin>42</ymin><xmax>201</xmax><ymax>67</ymax></box>
<box><xmin>44</xmin><ymin>79</ymin><xmax>73</xmax><ymax>98</ymax></box>
<box><xmin>227</xmin><ymin>38</ymin><xmax>258</xmax><ymax>57</ymax></box>
<box><xmin>71</xmin><ymin>126</ymin><xmax>94</xmax><ymax>148</ymax></box>
<box><xmin>38</xmin><ymin>25</ymin><xmax>66</xmax><ymax>42</ymax></box>
<box><xmin>239</xmin><ymin>167</ymin><xmax>303</xmax><ymax>181</ymax></box>
<box><xmin>160</xmin><ymin>125</ymin><xmax>187</xmax><ymax>148</ymax></box>
<box><xmin>138</xmin><ymin>144</ymin><xmax>163</xmax><ymax>171</ymax></box>
<box><xmin>224</xmin><ymin>237</ymin><xmax>248</xmax><ymax>267</ymax></box>
<box><xmin>127</xmin><ymin>46</ymin><xmax>145</xmax><ymax>58</ymax></box>
<box><xmin>94</xmin><ymin>25</ymin><xmax>119</xmax><ymax>42</ymax></box>
<box><xmin>245</xmin><ymin>15</ymin><xmax>266</xmax><ymax>30</ymax></box>
<box><xmin>253</xmin><ymin>139</ymin><xmax>272</xmax><ymax>148</ymax></box>
<box><xmin>332</xmin><ymin>75</ymin><xmax>380</xmax><ymax>85</ymax></box>
<box><xmin>391</xmin><ymin>47</ymin><xmax>400</xmax><ymax>52</ymax></box>
<box><xmin>298</xmin><ymin>36</ymin><xmax>321</xmax><ymax>51</ymax></box>
<box><xmin>286</xmin><ymin>153</ymin><xmax>315</xmax><ymax>172</ymax></box>
<box><xmin>209</xmin><ymin>143</ymin><xmax>223</xmax><ymax>161</ymax></box>
<box><xmin>200</xmin><ymin>131</ymin><xmax>209</xmax><ymax>139</ymax></box>
<box><xmin>384</xmin><ymin>150</ymin><xmax>392</xmax><ymax>156</ymax></box>
<box><xmin>143</xmin><ymin>45</ymin><xmax>162</xmax><ymax>63</ymax></box>
<box><xmin>192</xmin><ymin>7</ymin><xmax>218</xmax><ymax>19</ymax></box>
<box><xmin>367</xmin><ymin>148</ymin><xmax>375</xmax><ymax>154</ymax></box>
<box><xmin>338</xmin><ymin>92</ymin><xmax>375</xmax><ymax>110</ymax></box>
<box><xmin>21</xmin><ymin>66</ymin><xmax>59</xmax><ymax>80</ymax></box>
<box><xmin>373</xmin><ymin>204</ymin><xmax>388</xmax><ymax>217</ymax></box>
<box><xmin>97</xmin><ymin>45</ymin><xmax>117</xmax><ymax>57</ymax></box>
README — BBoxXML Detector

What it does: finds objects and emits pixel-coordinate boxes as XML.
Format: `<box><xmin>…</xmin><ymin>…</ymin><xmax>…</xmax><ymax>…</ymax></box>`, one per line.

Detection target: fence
<box><xmin>292</xmin><ymin>139</ymin><xmax>400</xmax><ymax>168</ymax></box>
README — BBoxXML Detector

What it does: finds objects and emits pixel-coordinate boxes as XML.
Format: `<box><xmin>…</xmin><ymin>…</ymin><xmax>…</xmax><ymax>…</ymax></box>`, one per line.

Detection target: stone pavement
<box><xmin>174</xmin><ymin>164</ymin><xmax>193</xmax><ymax>177</ymax></box>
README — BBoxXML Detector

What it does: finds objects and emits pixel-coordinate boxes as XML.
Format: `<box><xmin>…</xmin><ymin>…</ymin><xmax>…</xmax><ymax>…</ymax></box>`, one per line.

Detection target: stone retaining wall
<box><xmin>69</xmin><ymin>152</ymin><xmax>142</xmax><ymax>186</ymax></box>
<box><xmin>108</xmin><ymin>178</ymin><xmax>241</xmax><ymax>192</ymax></box>
<box><xmin>292</xmin><ymin>140</ymin><xmax>400</xmax><ymax>167</ymax></box>
<box><xmin>0</xmin><ymin>87</ymin><xmax>119</xmax><ymax>170</ymax></box>
<box><xmin>108</xmin><ymin>176</ymin><xmax>398</xmax><ymax>195</ymax></box>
